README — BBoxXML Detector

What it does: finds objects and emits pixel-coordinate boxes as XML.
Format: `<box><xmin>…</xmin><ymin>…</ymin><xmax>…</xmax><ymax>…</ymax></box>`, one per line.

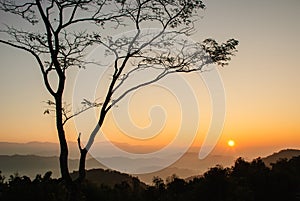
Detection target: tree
<box><xmin>0</xmin><ymin>0</ymin><xmax>238</xmax><ymax>199</ymax></box>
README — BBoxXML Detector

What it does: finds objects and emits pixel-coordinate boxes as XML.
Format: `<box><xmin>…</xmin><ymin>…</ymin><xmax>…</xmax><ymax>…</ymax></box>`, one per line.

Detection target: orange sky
<box><xmin>0</xmin><ymin>0</ymin><xmax>300</xmax><ymax>158</ymax></box>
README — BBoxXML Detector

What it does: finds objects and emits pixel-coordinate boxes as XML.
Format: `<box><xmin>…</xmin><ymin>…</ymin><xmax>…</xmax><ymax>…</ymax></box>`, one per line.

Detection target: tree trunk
<box><xmin>55</xmin><ymin>96</ymin><xmax>72</xmax><ymax>185</ymax></box>
<box><xmin>78</xmin><ymin>148</ymin><xmax>88</xmax><ymax>183</ymax></box>
<box><xmin>79</xmin><ymin>113</ymin><xmax>107</xmax><ymax>179</ymax></box>
<box><xmin>56</xmin><ymin>97</ymin><xmax>78</xmax><ymax>201</ymax></box>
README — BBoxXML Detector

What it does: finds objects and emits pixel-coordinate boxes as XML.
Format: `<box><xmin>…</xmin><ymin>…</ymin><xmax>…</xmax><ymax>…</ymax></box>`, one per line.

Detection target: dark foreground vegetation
<box><xmin>1</xmin><ymin>156</ymin><xmax>300</xmax><ymax>201</ymax></box>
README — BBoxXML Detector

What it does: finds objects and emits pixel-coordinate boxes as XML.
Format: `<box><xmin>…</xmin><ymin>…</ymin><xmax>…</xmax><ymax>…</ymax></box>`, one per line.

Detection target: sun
<box><xmin>227</xmin><ymin>140</ymin><xmax>235</xmax><ymax>147</ymax></box>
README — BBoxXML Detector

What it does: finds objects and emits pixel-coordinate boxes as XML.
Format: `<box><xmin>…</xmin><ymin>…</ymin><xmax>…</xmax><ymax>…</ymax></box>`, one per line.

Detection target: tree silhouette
<box><xmin>270</xmin><ymin>156</ymin><xmax>300</xmax><ymax>201</ymax></box>
<box><xmin>0</xmin><ymin>0</ymin><xmax>238</xmax><ymax>199</ymax></box>
<box><xmin>231</xmin><ymin>157</ymin><xmax>271</xmax><ymax>201</ymax></box>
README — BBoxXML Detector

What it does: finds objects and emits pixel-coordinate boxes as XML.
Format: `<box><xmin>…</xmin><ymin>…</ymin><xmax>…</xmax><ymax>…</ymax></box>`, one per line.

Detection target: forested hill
<box><xmin>1</xmin><ymin>155</ymin><xmax>300</xmax><ymax>201</ymax></box>
<box><xmin>71</xmin><ymin>168</ymin><xmax>147</xmax><ymax>188</ymax></box>
<box><xmin>262</xmin><ymin>149</ymin><xmax>300</xmax><ymax>166</ymax></box>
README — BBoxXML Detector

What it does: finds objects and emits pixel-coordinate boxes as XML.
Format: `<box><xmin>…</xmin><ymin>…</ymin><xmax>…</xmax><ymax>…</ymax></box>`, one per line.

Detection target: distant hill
<box><xmin>0</xmin><ymin>154</ymin><xmax>105</xmax><ymax>178</ymax></box>
<box><xmin>0</xmin><ymin>141</ymin><xmax>83</xmax><ymax>159</ymax></box>
<box><xmin>0</xmin><ymin>141</ymin><xmax>175</xmax><ymax>159</ymax></box>
<box><xmin>0</xmin><ymin>141</ymin><xmax>237</xmax><ymax>184</ymax></box>
<box><xmin>0</xmin><ymin>152</ymin><xmax>236</xmax><ymax>184</ymax></box>
<box><xmin>135</xmin><ymin>152</ymin><xmax>235</xmax><ymax>183</ymax></box>
<box><xmin>0</xmin><ymin>155</ymin><xmax>145</xmax><ymax>188</ymax></box>
<box><xmin>262</xmin><ymin>149</ymin><xmax>300</xmax><ymax>166</ymax></box>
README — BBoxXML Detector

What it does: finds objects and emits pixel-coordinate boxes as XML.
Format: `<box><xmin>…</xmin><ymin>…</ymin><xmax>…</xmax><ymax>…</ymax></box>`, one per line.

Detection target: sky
<box><xmin>0</xmin><ymin>0</ymin><xmax>299</xmax><ymax>159</ymax></box>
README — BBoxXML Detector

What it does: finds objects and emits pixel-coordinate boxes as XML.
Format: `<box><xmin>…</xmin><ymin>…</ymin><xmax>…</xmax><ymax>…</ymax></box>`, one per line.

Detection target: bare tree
<box><xmin>0</xmin><ymin>0</ymin><xmax>238</xmax><ymax>199</ymax></box>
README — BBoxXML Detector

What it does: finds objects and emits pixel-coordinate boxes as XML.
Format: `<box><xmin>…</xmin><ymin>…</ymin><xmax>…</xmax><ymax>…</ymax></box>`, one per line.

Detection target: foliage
<box><xmin>0</xmin><ymin>171</ymin><xmax>68</xmax><ymax>201</ymax></box>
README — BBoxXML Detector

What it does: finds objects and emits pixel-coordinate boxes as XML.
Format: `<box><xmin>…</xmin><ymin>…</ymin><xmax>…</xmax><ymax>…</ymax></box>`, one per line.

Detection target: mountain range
<box><xmin>0</xmin><ymin>142</ymin><xmax>300</xmax><ymax>184</ymax></box>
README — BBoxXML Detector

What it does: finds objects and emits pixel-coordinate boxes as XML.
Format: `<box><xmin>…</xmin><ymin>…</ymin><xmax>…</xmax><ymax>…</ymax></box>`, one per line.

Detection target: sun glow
<box><xmin>227</xmin><ymin>140</ymin><xmax>235</xmax><ymax>147</ymax></box>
